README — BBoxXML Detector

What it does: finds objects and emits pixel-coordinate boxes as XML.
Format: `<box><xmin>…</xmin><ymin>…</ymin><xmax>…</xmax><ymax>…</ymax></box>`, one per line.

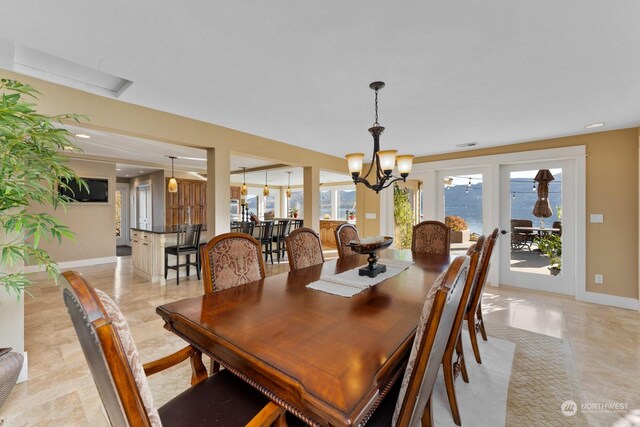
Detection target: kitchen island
<box><xmin>131</xmin><ymin>225</ymin><xmax>208</xmax><ymax>286</ymax></box>
<box><xmin>319</xmin><ymin>219</ymin><xmax>355</xmax><ymax>248</ymax></box>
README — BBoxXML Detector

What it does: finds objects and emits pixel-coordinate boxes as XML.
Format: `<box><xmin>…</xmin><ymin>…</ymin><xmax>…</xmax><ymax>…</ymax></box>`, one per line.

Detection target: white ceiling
<box><xmin>1</xmin><ymin>1</ymin><xmax>639</xmax><ymax>159</ymax></box>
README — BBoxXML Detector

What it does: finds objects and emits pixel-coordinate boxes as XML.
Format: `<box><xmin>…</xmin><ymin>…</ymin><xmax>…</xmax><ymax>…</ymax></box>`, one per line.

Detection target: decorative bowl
<box><xmin>347</xmin><ymin>236</ymin><xmax>394</xmax><ymax>254</ymax></box>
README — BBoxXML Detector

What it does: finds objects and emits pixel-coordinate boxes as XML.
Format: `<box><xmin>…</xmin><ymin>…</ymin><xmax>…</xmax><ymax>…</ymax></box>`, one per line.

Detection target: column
<box><xmin>206</xmin><ymin>147</ymin><xmax>231</xmax><ymax>237</ymax></box>
<box><xmin>303</xmin><ymin>166</ymin><xmax>320</xmax><ymax>231</ymax></box>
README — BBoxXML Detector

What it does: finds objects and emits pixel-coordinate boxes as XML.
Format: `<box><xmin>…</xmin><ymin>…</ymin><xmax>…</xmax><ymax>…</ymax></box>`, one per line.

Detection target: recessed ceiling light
<box><xmin>116</xmin><ymin>168</ymin><xmax>121</xmax><ymax>171</ymax></box>
<box><xmin>584</xmin><ymin>123</ymin><xmax>605</xmax><ymax>129</ymax></box>
<box><xmin>139</xmin><ymin>170</ymin><xmax>144</xmax><ymax>173</ymax></box>
<box><xmin>125</xmin><ymin>174</ymin><xmax>130</xmax><ymax>177</ymax></box>
<box><xmin>75</xmin><ymin>133</ymin><xmax>91</xmax><ymax>139</ymax></box>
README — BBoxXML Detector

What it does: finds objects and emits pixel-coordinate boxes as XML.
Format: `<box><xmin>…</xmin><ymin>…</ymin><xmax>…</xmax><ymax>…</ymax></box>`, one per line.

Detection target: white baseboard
<box><xmin>24</xmin><ymin>256</ymin><xmax>117</xmax><ymax>273</ymax></box>
<box><xmin>17</xmin><ymin>351</ymin><xmax>28</xmax><ymax>383</ymax></box>
<box><xmin>581</xmin><ymin>291</ymin><xmax>639</xmax><ymax>311</ymax></box>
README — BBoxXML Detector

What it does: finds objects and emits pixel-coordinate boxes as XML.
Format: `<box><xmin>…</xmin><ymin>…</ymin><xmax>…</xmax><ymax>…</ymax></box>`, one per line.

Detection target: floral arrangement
<box><xmin>445</xmin><ymin>215</ymin><xmax>468</xmax><ymax>231</ymax></box>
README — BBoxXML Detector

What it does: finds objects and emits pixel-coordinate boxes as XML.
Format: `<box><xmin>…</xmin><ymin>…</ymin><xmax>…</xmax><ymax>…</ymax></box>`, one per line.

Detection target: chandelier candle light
<box><xmin>346</xmin><ymin>82</ymin><xmax>414</xmax><ymax>193</ymax></box>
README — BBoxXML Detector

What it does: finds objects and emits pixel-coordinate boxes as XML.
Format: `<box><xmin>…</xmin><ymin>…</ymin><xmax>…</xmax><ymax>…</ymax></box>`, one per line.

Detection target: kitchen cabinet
<box><xmin>165</xmin><ymin>179</ymin><xmax>207</xmax><ymax>226</ymax></box>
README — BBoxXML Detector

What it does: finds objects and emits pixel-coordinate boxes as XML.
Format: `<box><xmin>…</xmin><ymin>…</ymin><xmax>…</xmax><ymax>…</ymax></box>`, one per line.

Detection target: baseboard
<box><xmin>17</xmin><ymin>351</ymin><xmax>28</xmax><ymax>383</ymax></box>
<box><xmin>24</xmin><ymin>256</ymin><xmax>117</xmax><ymax>273</ymax></box>
<box><xmin>582</xmin><ymin>291</ymin><xmax>639</xmax><ymax>311</ymax></box>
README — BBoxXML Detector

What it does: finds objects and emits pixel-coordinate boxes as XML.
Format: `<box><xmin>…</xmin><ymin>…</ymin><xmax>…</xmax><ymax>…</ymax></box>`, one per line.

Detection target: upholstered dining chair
<box><xmin>466</xmin><ymin>228</ymin><xmax>500</xmax><ymax>364</ymax></box>
<box><xmin>361</xmin><ymin>256</ymin><xmax>470</xmax><ymax>427</ymax></box>
<box><xmin>201</xmin><ymin>232</ymin><xmax>266</xmax><ymax>295</ymax></box>
<box><xmin>164</xmin><ymin>223</ymin><xmax>202</xmax><ymax>285</ymax></box>
<box><xmin>412</xmin><ymin>220</ymin><xmax>451</xmax><ymax>255</ymax></box>
<box><xmin>285</xmin><ymin>227</ymin><xmax>324</xmax><ymax>271</ymax></box>
<box><xmin>334</xmin><ymin>223</ymin><xmax>360</xmax><ymax>259</ymax></box>
<box><xmin>60</xmin><ymin>271</ymin><xmax>283</xmax><ymax>427</ymax></box>
<box><xmin>441</xmin><ymin>235</ymin><xmax>484</xmax><ymax>426</ymax></box>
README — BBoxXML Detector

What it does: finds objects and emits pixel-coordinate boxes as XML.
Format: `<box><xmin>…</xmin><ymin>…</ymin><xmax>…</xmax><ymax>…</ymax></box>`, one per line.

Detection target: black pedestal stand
<box><xmin>358</xmin><ymin>251</ymin><xmax>387</xmax><ymax>278</ymax></box>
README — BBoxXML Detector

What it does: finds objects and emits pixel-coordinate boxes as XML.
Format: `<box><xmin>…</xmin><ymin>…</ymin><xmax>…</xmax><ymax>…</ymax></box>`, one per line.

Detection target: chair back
<box><xmin>334</xmin><ymin>223</ymin><xmax>360</xmax><ymax>258</ymax></box>
<box><xmin>61</xmin><ymin>271</ymin><xmax>159</xmax><ymax>427</ymax></box>
<box><xmin>285</xmin><ymin>227</ymin><xmax>324</xmax><ymax>271</ymax></box>
<box><xmin>230</xmin><ymin>222</ymin><xmax>243</xmax><ymax>233</ymax></box>
<box><xmin>289</xmin><ymin>219</ymin><xmax>303</xmax><ymax>231</ymax></box>
<box><xmin>467</xmin><ymin>228</ymin><xmax>499</xmax><ymax>316</ymax></box>
<box><xmin>552</xmin><ymin>221</ymin><xmax>562</xmax><ymax>236</ymax></box>
<box><xmin>201</xmin><ymin>233</ymin><xmax>266</xmax><ymax>294</ymax></box>
<box><xmin>253</xmin><ymin>221</ymin><xmax>274</xmax><ymax>242</ymax></box>
<box><xmin>274</xmin><ymin>219</ymin><xmax>291</xmax><ymax>239</ymax></box>
<box><xmin>411</xmin><ymin>220</ymin><xmax>451</xmax><ymax>255</ymax></box>
<box><xmin>177</xmin><ymin>224</ymin><xmax>202</xmax><ymax>247</ymax></box>
<box><xmin>393</xmin><ymin>256</ymin><xmax>470</xmax><ymax>426</ymax></box>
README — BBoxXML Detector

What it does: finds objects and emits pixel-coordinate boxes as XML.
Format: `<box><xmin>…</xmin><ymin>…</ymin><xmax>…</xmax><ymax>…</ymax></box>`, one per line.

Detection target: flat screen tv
<box><xmin>59</xmin><ymin>177</ymin><xmax>109</xmax><ymax>203</ymax></box>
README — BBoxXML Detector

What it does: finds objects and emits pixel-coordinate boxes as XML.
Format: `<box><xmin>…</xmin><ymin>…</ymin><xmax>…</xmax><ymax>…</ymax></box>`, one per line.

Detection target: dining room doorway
<box><xmin>499</xmin><ymin>161</ymin><xmax>576</xmax><ymax>295</ymax></box>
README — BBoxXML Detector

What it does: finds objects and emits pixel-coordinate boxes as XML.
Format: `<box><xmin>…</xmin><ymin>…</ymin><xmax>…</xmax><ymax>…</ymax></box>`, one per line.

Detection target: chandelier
<box><xmin>167</xmin><ymin>156</ymin><xmax>178</xmax><ymax>193</ymax></box>
<box><xmin>345</xmin><ymin>82</ymin><xmax>414</xmax><ymax>193</ymax></box>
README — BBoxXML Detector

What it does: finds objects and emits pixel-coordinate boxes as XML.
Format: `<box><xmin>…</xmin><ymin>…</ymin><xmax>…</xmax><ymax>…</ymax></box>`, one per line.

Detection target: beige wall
<box><xmin>27</xmin><ymin>159</ymin><xmax>117</xmax><ymax>263</ymax></box>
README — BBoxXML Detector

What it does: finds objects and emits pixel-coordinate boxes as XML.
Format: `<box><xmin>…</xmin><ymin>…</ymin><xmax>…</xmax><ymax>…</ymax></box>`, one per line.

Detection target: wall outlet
<box><xmin>594</xmin><ymin>274</ymin><xmax>604</xmax><ymax>284</ymax></box>
<box><xmin>590</xmin><ymin>213</ymin><xmax>604</xmax><ymax>223</ymax></box>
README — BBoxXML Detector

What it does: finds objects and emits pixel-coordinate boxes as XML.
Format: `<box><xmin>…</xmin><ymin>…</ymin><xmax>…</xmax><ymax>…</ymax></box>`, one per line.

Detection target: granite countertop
<box><xmin>131</xmin><ymin>224</ymin><xmax>207</xmax><ymax>234</ymax></box>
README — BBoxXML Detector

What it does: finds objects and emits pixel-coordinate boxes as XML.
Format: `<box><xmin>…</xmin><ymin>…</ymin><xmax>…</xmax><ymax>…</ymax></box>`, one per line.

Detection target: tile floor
<box><xmin>0</xmin><ymin>255</ymin><xmax>638</xmax><ymax>426</ymax></box>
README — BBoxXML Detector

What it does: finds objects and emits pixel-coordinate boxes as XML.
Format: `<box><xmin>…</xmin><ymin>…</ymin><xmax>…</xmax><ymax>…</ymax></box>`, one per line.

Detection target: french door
<box><xmin>499</xmin><ymin>160</ymin><xmax>576</xmax><ymax>295</ymax></box>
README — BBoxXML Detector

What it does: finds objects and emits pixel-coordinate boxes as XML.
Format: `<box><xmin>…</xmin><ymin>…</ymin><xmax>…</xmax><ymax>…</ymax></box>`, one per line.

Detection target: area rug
<box><xmin>487</xmin><ymin>322</ymin><xmax>587</xmax><ymax>426</ymax></box>
<box><xmin>431</xmin><ymin>333</ymin><xmax>516</xmax><ymax>427</ymax></box>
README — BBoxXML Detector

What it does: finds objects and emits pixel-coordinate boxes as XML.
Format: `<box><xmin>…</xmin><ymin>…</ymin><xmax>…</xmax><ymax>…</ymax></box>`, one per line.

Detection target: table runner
<box><xmin>307</xmin><ymin>258</ymin><xmax>413</xmax><ymax>297</ymax></box>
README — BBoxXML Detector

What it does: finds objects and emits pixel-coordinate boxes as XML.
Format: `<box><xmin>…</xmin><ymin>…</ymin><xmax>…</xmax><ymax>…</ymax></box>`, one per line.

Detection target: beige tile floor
<box><xmin>1</xmin><ymin>255</ymin><xmax>639</xmax><ymax>426</ymax></box>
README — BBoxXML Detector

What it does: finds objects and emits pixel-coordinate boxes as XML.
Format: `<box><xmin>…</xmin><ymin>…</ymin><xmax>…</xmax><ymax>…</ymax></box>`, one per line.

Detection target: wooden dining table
<box><xmin>156</xmin><ymin>249</ymin><xmax>451</xmax><ymax>426</ymax></box>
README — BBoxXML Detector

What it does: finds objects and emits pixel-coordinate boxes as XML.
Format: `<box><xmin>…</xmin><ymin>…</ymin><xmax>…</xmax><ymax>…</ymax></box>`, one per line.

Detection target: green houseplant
<box><xmin>535</xmin><ymin>233</ymin><xmax>562</xmax><ymax>275</ymax></box>
<box><xmin>393</xmin><ymin>185</ymin><xmax>413</xmax><ymax>249</ymax></box>
<box><xmin>0</xmin><ymin>79</ymin><xmax>86</xmax><ymax>297</ymax></box>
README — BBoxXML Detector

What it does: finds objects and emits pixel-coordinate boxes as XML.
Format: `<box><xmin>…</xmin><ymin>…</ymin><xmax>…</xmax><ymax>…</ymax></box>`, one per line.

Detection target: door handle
<box><xmin>501</xmin><ymin>230</ymin><xmax>509</xmax><ymax>235</ymax></box>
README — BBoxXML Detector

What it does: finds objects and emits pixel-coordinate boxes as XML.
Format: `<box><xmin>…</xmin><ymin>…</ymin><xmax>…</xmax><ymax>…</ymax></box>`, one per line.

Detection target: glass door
<box><xmin>436</xmin><ymin>169</ymin><xmax>486</xmax><ymax>256</ymax></box>
<box><xmin>500</xmin><ymin>161</ymin><xmax>575</xmax><ymax>295</ymax></box>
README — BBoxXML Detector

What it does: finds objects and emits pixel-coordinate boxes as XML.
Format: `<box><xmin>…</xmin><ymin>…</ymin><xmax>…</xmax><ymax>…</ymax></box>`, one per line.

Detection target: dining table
<box><xmin>156</xmin><ymin>249</ymin><xmax>452</xmax><ymax>426</ymax></box>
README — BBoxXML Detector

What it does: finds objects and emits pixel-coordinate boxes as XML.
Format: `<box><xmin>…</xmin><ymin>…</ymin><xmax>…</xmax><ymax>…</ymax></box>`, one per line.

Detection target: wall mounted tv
<box><xmin>59</xmin><ymin>177</ymin><xmax>109</xmax><ymax>203</ymax></box>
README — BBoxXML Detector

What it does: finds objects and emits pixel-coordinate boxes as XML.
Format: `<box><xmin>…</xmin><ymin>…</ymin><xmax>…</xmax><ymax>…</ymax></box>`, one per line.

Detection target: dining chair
<box><xmin>271</xmin><ymin>219</ymin><xmax>291</xmax><ymax>263</ymax></box>
<box><xmin>361</xmin><ymin>256</ymin><xmax>470</xmax><ymax>427</ymax></box>
<box><xmin>441</xmin><ymin>236</ymin><xmax>484</xmax><ymax>426</ymax></box>
<box><xmin>285</xmin><ymin>227</ymin><xmax>324</xmax><ymax>271</ymax></box>
<box><xmin>466</xmin><ymin>228</ymin><xmax>500</xmax><ymax>364</ymax></box>
<box><xmin>60</xmin><ymin>271</ymin><xmax>284</xmax><ymax>427</ymax></box>
<box><xmin>200</xmin><ymin>232</ymin><xmax>266</xmax><ymax>294</ymax></box>
<box><xmin>412</xmin><ymin>220</ymin><xmax>451</xmax><ymax>255</ymax></box>
<box><xmin>289</xmin><ymin>219</ymin><xmax>303</xmax><ymax>232</ymax></box>
<box><xmin>510</xmin><ymin>219</ymin><xmax>534</xmax><ymax>250</ymax></box>
<box><xmin>164</xmin><ymin>223</ymin><xmax>202</xmax><ymax>285</ymax></box>
<box><xmin>252</xmin><ymin>221</ymin><xmax>275</xmax><ymax>264</ymax></box>
<box><xmin>334</xmin><ymin>223</ymin><xmax>359</xmax><ymax>259</ymax></box>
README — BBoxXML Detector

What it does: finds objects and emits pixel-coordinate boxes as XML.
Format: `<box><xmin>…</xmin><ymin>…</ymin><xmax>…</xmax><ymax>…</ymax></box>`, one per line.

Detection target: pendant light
<box><xmin>168</xmin><ymin>156</ymin><xmax>178</xmax><ymax>193</ymax></box>
<box><xmin>241</xmin><ymin>167</ymin><xmax>248</xmax><ymax>197</ymax></box>
<box><xmin>286</xmin><ymin>171</ymin><xmax>292</xmax><ymax>198</ymax></box>
<box><xmin>263</xmin><ymin>171</ymin><xmax>270</xmax><ymax>196</ymax></box>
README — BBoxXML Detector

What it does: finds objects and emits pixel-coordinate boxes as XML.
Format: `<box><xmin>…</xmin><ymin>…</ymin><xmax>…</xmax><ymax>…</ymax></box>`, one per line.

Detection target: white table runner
<box><xmin>307</xmin><ymin>258</ymin><xmax>414</xmax><ymax>297</ymax></box>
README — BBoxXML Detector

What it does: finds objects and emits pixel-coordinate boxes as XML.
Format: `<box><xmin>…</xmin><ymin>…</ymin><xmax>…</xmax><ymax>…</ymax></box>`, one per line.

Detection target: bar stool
<box><xmin>164</xmin><ymin>224</ymin><xmax>202</xmax><ymax>285</ymax></box>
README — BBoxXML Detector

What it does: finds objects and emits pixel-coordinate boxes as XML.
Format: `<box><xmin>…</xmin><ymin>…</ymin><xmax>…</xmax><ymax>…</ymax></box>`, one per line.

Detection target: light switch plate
<box><xmin>590</xmin><ymin>213</ymin><xmax>604</xmax><ymax>223</ymax></box>
<box><xmin>594</xmin><ymin>274</ymin><xmax>604</xmax><ymax>284</ymax></box>
<box><xmin>365</xmin><ymin>213</ymin><xmax>376</xmax><ymax>219</ymax></box>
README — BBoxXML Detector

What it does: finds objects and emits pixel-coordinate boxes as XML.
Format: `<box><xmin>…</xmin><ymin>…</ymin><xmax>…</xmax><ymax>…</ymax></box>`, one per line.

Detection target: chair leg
<box><xmin>164</xmin><ymin>252</ymin><xmax>168</xmax><ymax>279</ymax></box>
<box><xmin>196</xmin><ymin>251</ymin><xmax>201</xmax><ymax>280</ymax></box>
<box><xmin>186</xmin><ymin>254</ymin><xmax>191</xmax><ymax>277</ymax></box>
<box><xmin>467</xmin><ymin>314</ymin><xmax>482</xmax><ymax>364</ymax></box>
<box><xmin>456</xmin><ymin>335</ymin><xmax>469</xmax><ymax>383</ymax></box>
<box><xmin>443</xmin><ymin>348</ymin><xmax>462</xmax><ymax>426</ymax></box>
<box><xmin>269</xmin><ymin>242</ymin><xmax>273</xmax><ymax>264</ymax></box>
<box><xmin>477</xmin><ymin>304</ymin><xmax>488</xmax><ymax>341</ymax></box>
<box><xmin>421</xmin><ymin>396</ymin><xmax>433</xmax><ymax>427</ymax></box>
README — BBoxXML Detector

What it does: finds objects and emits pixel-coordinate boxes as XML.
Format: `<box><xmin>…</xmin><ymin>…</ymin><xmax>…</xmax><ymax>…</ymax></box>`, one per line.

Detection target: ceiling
<box><xmin>1</xmin><ymin>2</ymin><xmax>639</xmax><ymax>159</ymax></box>
<box><xmin>63</xmin><ymin>125</ymin><xmax>351</xmax><ymax>184</ymax></box>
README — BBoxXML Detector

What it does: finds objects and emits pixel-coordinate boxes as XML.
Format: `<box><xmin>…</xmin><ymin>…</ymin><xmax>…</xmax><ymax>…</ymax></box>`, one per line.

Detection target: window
<box><xmin>289</xmin><ymin>190</ymin><xmax>303</xmax><ymax>217</ymax></box>
<box><xmin>320</xmin><ymin>190</ymin><xmax>331</xmax><ymax>218</ymax></box>
<box><xmin>264</xmin><ymin>195</ymin><xmax>276</xmax><ymax>220</ymax></box>
<box><xmin>337</xmin><ymin>189</ymin><xmax>356</xmax><ymax>219</ymax></box>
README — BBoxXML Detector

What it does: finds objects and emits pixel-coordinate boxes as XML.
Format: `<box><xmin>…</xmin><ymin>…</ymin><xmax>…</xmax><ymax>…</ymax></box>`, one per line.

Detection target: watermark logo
<box><xmin>561</xmin><ymin>400</ymin><xmax>578</xmax><ymax>417</ymax></box>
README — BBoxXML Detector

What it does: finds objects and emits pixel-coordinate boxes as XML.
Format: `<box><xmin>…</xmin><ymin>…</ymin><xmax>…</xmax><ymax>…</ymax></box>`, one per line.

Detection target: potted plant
<box><xmin>535</xmin><ymin>233</ymin><xmax>562</xmax><ymax>275</ymax></box>
<box><xmin>0</xmin><ymin>79</ymin><xmax>86</xmax><ymax>297</ymax></box>
<box><xmin>291</xmin><ymin>208</ymin><xmax>299</xmax><ymax>218</ymax></box>
<box><xmin>445</xmin><ymin>215</ymin><xmax>470</xmax><ymax>243</ymax></box>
